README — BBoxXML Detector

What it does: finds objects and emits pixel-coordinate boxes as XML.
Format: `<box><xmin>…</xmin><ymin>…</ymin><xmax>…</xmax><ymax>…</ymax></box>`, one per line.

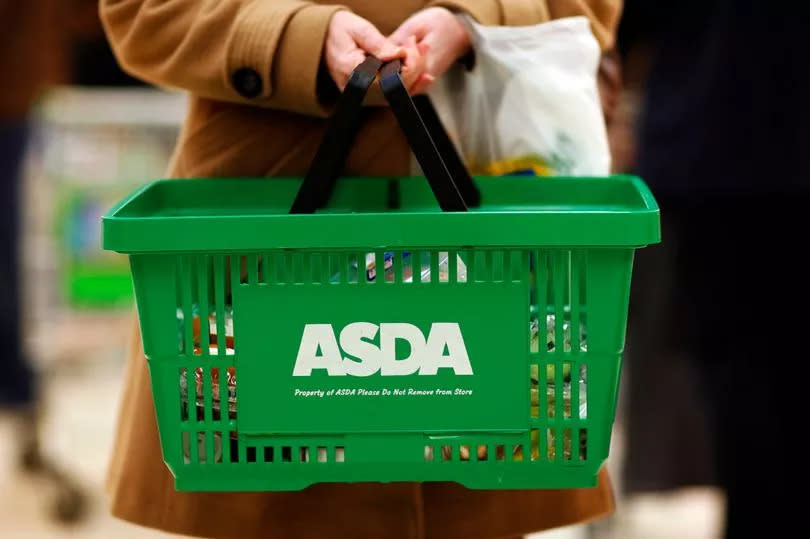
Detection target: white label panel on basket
<box><xmin>234</xmin><ymin>278</ymin><xmax>527</xmax><ymax>435</ymax></box>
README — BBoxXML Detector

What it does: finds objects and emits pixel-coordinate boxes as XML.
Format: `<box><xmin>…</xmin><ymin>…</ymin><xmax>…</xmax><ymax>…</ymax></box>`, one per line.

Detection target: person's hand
<box><xmin>400</xmin><ymin>36</ymin><xmax>434</xmax><ymax>94</ymax></box>
<box><xmin>389</xmin><ymin>7</ymin><xmax>471</xmax><ymax>92</ymax></box>
<box><xmin>324</xmin><ymin>11</ymin><xmax>405</xmax><ymax>90</ymax></box>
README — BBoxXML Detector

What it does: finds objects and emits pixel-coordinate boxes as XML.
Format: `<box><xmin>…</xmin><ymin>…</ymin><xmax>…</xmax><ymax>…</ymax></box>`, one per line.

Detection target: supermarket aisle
<box><xmin>0</xmin><ymin>356</ymin><xmax>191</xmax><ymax>538</ymax></box>
<box><xmin>0</xmin><ymin>344</ymin><xmax>722</xmax><ymax>539</ymax></box>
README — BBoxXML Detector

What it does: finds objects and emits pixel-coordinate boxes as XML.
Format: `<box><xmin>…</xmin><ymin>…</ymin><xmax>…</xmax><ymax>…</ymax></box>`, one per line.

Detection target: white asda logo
<box><xmin>293</xmin><ymin>322</ymin><xmax>473</xmax><ymax>376</ymax></box>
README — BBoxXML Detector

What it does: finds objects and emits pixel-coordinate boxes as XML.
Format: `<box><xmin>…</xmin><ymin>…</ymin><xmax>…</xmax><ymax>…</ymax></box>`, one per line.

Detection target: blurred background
<box><xmin>1</xmin><ymin>1</ymin><xmax>731</xmax><ymax>538</ymax></box>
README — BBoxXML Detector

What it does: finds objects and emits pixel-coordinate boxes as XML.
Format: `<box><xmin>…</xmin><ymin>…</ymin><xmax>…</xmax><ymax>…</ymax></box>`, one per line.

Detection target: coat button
<box><xmin>231</xmin><ymin>68</ymin><xmax>262</xmax><ymax>98</ymax></box>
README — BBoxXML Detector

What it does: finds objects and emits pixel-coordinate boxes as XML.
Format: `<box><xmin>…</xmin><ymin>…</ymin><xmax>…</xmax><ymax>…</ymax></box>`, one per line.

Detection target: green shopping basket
<box><xmin>102</xmin><ymin>57</ymin><xmax>660</xmax><ymax>492</ymax></box>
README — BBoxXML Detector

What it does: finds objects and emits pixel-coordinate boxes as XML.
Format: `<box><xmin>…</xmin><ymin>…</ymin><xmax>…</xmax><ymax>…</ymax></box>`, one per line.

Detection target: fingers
<box><xmin>409</xmin><ymin>73</ymin><xmax>435</xmax><ymax>95</ymax></box>
<box><xmin>389</xmin><ymin>18</ymin><xmax>428</xmax><ymax>46</ymax></box>
<box><xmin>399</xmin><ymin>36</ymin><xmax>426</xmax><ymax>91</ymax></box>
<box><xmin>330</xmin><ymin>49</ymin><xmax>367</xmax><ymax>90</ymax></box>
<box><xmin>351</xmin><ymin>21</ymin><xmax>404</xmax><ymax>61</ymax></box>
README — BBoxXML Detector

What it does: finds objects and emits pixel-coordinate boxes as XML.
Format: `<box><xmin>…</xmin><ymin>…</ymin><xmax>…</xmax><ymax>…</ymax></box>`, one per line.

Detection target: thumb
<box><xmin>352</xmin><ymin>23</ymin><xmax>403</xmax><ymax>60</ymax></box>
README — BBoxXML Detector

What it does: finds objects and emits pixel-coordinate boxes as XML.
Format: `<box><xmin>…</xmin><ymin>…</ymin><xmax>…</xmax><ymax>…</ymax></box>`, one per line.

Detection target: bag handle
<box><xmin>291</xmin><ymin>58</ymin><xmax>480</xmax><ymax>214</ymax></box>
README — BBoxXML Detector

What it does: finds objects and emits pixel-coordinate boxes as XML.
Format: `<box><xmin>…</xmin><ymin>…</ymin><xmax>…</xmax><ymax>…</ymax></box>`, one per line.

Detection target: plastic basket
<box><xmin>103</xmin><ymin>58</ymin><xmax>660</xmax><ymax>492</ymax></box>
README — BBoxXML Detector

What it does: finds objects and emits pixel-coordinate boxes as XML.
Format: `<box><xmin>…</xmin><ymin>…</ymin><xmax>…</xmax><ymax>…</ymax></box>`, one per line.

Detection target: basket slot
<box><xmin>228</xmin><ymin>367</ymin><xmax>237</xmax><ymax>421</ymax></box>
<box><xmin>264</xmin><ymin>446</ymin><xmax>274</xmax><ymax>463</ymax></box>
<box><xmin>571</xmin><ymin>251</ymin><xmax>583</xmax><ymax>353</ymax></box>
<box><xmin>391</xmin><ymin>250</ymin><xmax>403</xmax><ymax>284</ymax></box>
<box><xmin>331</xmin><ymin>252</ymin><xmax>344</xmax><ymax>284</ymax></box>
<box><xmin>546</xmin><ymin>364</ymin><xmax>555</xmax><ymax>419</ymax></box>
<box><xmin>210</xmin><ymin>368</ymin><xmax>221</xmax><ymax>421</ymax></box>
<box><xmin>440</xmin><ymin>445</ymin><xmax>452</xmax><ymax>461</ymax></box>
<box><xmin>188</xmin><ymin>431</ymin><xmax>199</xmax><ymax>464</ymax></box>
<box><xmin>414</xmin><ymin>251</ymin><xmax>426</xmax><ymax>283</ymax></box>
<box><xmin>374</xmin><ymin>250</ymin><xmax>385</xmax><ymax>283</ymax></box>
<box><xmin>530</xmin><ymin>428</ymin><xmax>539</xmax><ymax>461</ymax></box>
<box><xmin>427</xmin><ymin>251</ymin><xmax>438</xmax><ymax>284</ymax></box>
<box><xmin>236</xmin><ymin>256</ymin><xmax>247</xmax><ymax>284</ymax></box>
<box><xmin>579</xmin><ymin>428</ymin><xmax>588</xmax><ymax>461</ymax></box>
<box><xmin>246</xmin><ymin>446</ymin><xmax>257</xmax><ymax>463</ymax></box>
<box><xmin>213</xmin><ymin>432</ymin><xmax>223</xmax><ymax>463</ymax></box>
<box><xmin>539</xmin><ymin>418</ymin><xmax>548</xmax><ymax>461</ymax></box>
<box><xmin>227</xmin><ymin>432</ymin><xmax>237</xmax><ymax>462</ymax></box>
<box><xmin>563</xmin><ymin>361</ymin><xmax>573</xmax><ymax>420</ymax></box>
<box><xmin>555</xmin><ymin>355</ymin><xmax>564</xmax><ymax>424</ymax></box>
<box><xmin>569</xmin><ymin>426</ymin><xmax>579</xmax><ymax>462</ymax></box>
<box><xmin>547</xmin><ymin>428</ymin><xmax>556</xmax><ymax>460</ymax></box>
<box><xmin>201</xmin><ymin>365</ymin><xmax>212</xmax><ymax>424</ymax></box>
<box><xmin>438</xmin><ymin>251</ymin><xmax>449</xmax><ymax>282</ymax></box>
<box><xmin>530</xmin><ymin>364</ymin><xmax>539</xmax><ymax>419</ymax></box>
<box><xmin>495</xmin><ymin>444</ymin><xmax>506</xmax><ymax>461</ymax></box>
<box><xmin>179</xmin><ymin>257</ymin><xmax>195</xmax><ymax>357</ymax></box>
<box><xmin>579</xmin><ymin>252</ymin><xmax>588</xmax><ymax>352</ymax></box>
<box><xmin>259</xmin><ymin>255</ymin><xmax>266</xmax><ymax>284</ymax></box>
<box><xmin>579</xmin><ymin>365</ymin><xmax>588</xmax><ymax>420</ymax></box>
<box><xmin>182</xmin><ymin>432</ymin><xmax>191</xmax><ymax>464</ymax></box>
<box><xmin>179</xmin><ymin>368</ymin><xmax>188</xmax><ymax>421</ymax></box>
<box><xmin>570</xmin><ymin>361</ymin><xmax>579</xmax><ymax>422</ymax></box>
<box><xmin>466</xmin><ymin>250</ymin><xmax>476</xmax><ymax>282</ymax></box>
<box><xmin>447</xmin><ymin>250</ymin><xmax>457</xmax><ymax>283</ymax></box>
<box><xmin>213</xmin><ymin>256</ymin><xmax>227</xmax><ymax>355</ymax></box>
<box><xmin>424</xmin><ymin>445</ymin><xmax>434</xmax><ymax>461</ymax></box>
<box><xmin>175</xmin><ymin>263</ymin><xmax>184</xmax><ymax>355</ymax></box>
<box><xmin>553</xmin><ymin>252</ymin><xmax>566</xmax><ymax>354</ymax></box>
<box><xmin>562</xmin><ymin>428</ymin><xmax>571</xmax><ymax>461</ymax></box>
<box><xmin>401</xmin><ymin>251</ymin><xmax>413</xmax><ymax>283</ymax></box>
<box><xmin>313</xmin><ymin>253</ymin><xmax>326</xmax><ymax>284</ymax></box>
<box><xmin>531</xmin><ymin>250</ymin><xmax>548</xmax><ymax>356</ymax></box>
<box><xmin>512</xmin><ymin>444</ymin><xmax>523</xmax><ymax>461</ymax></box>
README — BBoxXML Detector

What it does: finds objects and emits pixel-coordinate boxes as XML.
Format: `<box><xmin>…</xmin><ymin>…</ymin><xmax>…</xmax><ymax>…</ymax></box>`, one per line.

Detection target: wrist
<box><xmin>451</xmin><ymin>12</ymin><xmax>475</xmax><ymax>69</ymax></box>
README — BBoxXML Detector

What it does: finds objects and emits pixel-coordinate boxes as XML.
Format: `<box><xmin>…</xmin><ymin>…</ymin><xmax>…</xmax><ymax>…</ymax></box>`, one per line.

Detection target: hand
<box><xmin>389</xmin><ymin>7</ymin><xmax>471</xmax><ymax>91</ymax></box>
<box><xmin>324</xmin><ymin>11</ymin><xmax>405</xmax><ymax>90</ymax></box>
<box><xmin>400</xmin><ymin>36</ymin><xmax>435</xmax><ymax>94</ymax></box>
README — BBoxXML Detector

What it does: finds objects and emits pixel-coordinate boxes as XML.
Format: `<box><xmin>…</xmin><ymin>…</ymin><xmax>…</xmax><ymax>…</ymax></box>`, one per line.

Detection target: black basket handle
<box><xmin>379</xmin><ymin>59</ymin><xmax>479</xmax><ymax>211</ymax></box>
<box><xmin>291</xmin><ymin>57</ymin><xmax>480</xmax><ymax>214</ymax></box>
<box><xmin>290</xmin><ymin>56</ymin><xmax>381</xmax><ymax>214</ymax></box>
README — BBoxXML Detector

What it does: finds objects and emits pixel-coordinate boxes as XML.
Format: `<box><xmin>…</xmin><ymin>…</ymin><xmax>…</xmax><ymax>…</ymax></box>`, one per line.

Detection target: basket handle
<box><xmin>290</xmin><ymin>56</ymin><xmax>381</xmax><ymax>214</ymax></box>
<box><xmin>290</xmin><ymin>58</ymin><xmax>480</xmax><ymax>214</ymax></box>
<box><xmin>379</xmin><ymin>59</ymin><xmax>479</xmax><ymax>211</ymax></box>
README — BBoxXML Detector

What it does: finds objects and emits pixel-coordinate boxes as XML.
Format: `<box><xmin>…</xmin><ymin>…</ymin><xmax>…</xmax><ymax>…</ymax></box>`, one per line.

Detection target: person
<box><xmin>1</xmin><ymin>0</ymin><xmax>87</xmax><ymax>524</ymax></box>
<box><xmin>617</xmin><ymin>0</ymin><xmax>809</xmax><ymax>536</ymax></box>
<box><xmin>99</xmin><ymin>1</ymin><xmax>622</xmax><ymax>537</ymax></box>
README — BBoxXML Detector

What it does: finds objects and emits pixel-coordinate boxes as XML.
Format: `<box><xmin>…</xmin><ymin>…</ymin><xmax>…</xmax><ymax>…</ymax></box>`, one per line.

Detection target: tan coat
<box><xmin>100</xmin><ymin>1</ymin><xmax>622</xmax><ymax>537</ymax></box>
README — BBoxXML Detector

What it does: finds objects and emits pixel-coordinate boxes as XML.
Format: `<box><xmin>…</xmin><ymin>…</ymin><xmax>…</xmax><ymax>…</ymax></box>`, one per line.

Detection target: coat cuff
<box><xmin>273</xmin><ymin>4</ymin><xmax>348</xmax><ymax>115</ymax></box>
<box><xmin>429</xmin><ymin>0</ymin><xmax>551</xmax><ymax>26</ymax></box>
<box><xmin>226</xmin><ymin>1</ymin><xmax>346</xmax><ymax>115</ymax></box>
<box><xmin>427</xmin><ymin>0</ymin><xmax>503</xmax><ymax>25</ymax></box>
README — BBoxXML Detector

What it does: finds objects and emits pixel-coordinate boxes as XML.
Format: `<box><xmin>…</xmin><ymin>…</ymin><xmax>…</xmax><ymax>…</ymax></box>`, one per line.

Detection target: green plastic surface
<box><xmin>103</xmin><ymin>174</ymin><xmax>660</xmax><ymax>492</ymax></box>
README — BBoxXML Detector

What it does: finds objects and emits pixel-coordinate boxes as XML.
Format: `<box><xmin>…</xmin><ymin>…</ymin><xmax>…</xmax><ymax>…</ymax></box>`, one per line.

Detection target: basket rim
<box><xmin>102</xmin><ymin>175</ymin><xmax>661</xmax><ymax>253</ymax></box>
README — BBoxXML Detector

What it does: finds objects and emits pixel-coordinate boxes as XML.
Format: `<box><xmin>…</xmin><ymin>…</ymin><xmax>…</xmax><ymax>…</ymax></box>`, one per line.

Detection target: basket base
<box><xmin>171</xmin><ymin>462</ymin><xmax>601</xmax><ymax>492</ymax></box>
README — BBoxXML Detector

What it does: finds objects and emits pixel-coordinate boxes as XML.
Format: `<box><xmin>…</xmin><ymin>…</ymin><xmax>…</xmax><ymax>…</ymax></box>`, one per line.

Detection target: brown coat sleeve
<box><xmin>99</xmin><ymin>0</ymin><xmax>346</xmax><ymax>116</ymax></box>
<box><xmin>429</xmin><ymin>0</ymin><xmax>622</xmax><ymax>49</ymax></box>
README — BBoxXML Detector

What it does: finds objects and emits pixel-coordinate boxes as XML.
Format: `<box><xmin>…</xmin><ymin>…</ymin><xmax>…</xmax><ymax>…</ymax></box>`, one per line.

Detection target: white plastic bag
<box><xmin>428</xmin><ymin>16</ymin><xmax>610</xmax><ymax>177</ymax></box>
